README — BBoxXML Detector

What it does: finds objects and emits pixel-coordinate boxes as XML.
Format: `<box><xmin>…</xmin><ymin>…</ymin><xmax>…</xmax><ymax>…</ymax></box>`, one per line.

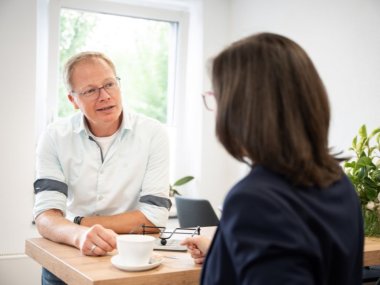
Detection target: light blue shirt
<box><xmin>33</xmin><ymin>110</ymin><xmax>171</xmax><ymax>227</ymax></box>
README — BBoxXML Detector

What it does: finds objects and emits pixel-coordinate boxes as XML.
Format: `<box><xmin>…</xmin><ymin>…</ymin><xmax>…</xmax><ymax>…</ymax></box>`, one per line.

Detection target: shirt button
<box><xmin>98</xmin><ymin>195</ymin><xmax>104</xmax><ymax>201</ymax></box>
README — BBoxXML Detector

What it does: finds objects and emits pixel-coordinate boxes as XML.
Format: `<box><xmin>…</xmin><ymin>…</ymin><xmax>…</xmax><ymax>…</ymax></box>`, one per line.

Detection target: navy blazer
<box><xmin>201</xmin><ymin>166</ymin><xmax>363</xmax><ymax>285</ymax></box>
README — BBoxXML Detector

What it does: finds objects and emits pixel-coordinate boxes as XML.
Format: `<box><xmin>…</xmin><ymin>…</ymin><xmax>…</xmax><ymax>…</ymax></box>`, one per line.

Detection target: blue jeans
<box><xmin>41</xmin><ymin>268</ymin><xmax>66</xmax><ymax>285</ymax></box>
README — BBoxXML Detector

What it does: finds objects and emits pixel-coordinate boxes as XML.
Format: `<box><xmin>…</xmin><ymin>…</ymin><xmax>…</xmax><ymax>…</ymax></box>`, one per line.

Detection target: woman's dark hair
<box><xmin>212</xmin><ymin>32</ymin><xmax>342</xmax><ymax>188</ymax></box>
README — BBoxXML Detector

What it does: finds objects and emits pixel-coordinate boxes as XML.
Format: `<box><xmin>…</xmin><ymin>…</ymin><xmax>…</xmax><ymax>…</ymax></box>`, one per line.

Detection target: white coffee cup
<box><xmin>116</xmin><ymin>234</ymin><xmax>155</xmax><ymax>266</ymax></box>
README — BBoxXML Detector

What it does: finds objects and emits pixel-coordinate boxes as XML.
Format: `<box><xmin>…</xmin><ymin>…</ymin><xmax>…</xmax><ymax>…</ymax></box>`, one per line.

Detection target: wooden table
<box><xmin>25</xmin><ymin>227</ymin><xmax>216</xmax><ymax>285</ymax></box>
<box><xmin>25</xmin><ymin>230</ymin><xmax>380</xmax><ymax>284</ymax></box>
<box><xmin>364</xmin><ymin>237</ymin><xmax>380</xmax><ymax>266</ymax></box>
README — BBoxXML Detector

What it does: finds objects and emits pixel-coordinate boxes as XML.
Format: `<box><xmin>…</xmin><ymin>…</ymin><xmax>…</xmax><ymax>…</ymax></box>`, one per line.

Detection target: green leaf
<box><xmin>370</xmin><ymin>127</ymin><xmax>380</xmax><ymax>138</ymax></box>
<box><xmin>357</xmin><ymin>167</ymin><xmax>367</xmax><ymax>179</ymax></box>
<box><xmin>359</xmin><ymin>125</ymin><xmax>367</xmax><ymax>139</ymax></box>
<box><xmin>371</xmin><ymin>170</ymin><xmax>380</xmax><ymax>182</ymax></box>
<box><xmin>366</xmin><ymin>187</ymin><xmax>378</xmax><ymax>201</ymax></box>
<box><xmin>357</xmin><ymin>156</ymin><xmax>373</xmax><ymax>167</ymax></box>
<box><xmin>364</xmin><ymin>177</ymin><xmax>377</xmax><ymax>188</ymax></box>
<box><xmin>352</xmin><ymin>136</ymin><xmax>357</xmax><ymax>149</ymax></box>
<box><xmin>368</xmin><ymin>146</ymin><xmax>376</xmax><ymax>157</ymax></box>
<box><xmin>356</xmin><ymin>125</ymin><xmax>368</xmax><ymax>154</ymax></box>
<box><xmin>344</xmin><ymin>161</ymin><xmax>356</xmax><ymax>168</ymax></box>
<box><xmin>170</xmin><ymin>189</ymin><xmax>181</xmax><ymax>196</ymax></box>
<box><xmin>173</xmin><ymin>176</ymin><xmax>194</xmax><ymax>187</ymax></box>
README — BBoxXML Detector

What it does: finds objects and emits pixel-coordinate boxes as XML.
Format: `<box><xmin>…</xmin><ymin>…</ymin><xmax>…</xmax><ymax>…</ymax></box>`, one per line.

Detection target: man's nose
<box><xmin>98</xmin><ymin>87</ymin><xmax>111</xmax><ymax>100</ymax></box>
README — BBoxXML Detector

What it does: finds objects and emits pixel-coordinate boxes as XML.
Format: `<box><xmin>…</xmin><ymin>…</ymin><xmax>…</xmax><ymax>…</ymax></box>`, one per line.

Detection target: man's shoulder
<box><xmin>45</xmin><ymin>112</ymin><xmax>82</xmax><ymax>137</ymax></box>
<box><xmin>126</xmin><ymin>112</ymin><xmax>165</xmax><ymax>132</ymax></box>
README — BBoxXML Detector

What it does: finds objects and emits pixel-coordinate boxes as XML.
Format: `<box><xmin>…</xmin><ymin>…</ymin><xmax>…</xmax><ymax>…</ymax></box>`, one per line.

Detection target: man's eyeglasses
<box><xmin>202</xmin><ymin>91</ymin><xmax>216</xmax><ymax>111</ymax></box>
<box><xmin>71</xmin><ymin>77</ymin><xmax>121</xmax><ymax>99</ymax></box>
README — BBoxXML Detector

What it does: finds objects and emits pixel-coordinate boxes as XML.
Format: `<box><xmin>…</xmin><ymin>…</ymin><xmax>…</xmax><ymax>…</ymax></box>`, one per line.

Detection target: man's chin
<box><xmin>99</xmin><ymin>111</ymin><xmax>122</xmax><ymax>124</ymax></box>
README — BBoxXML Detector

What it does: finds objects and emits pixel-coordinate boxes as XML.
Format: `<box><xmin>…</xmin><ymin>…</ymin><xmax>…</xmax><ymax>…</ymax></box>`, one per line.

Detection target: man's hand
<box><xmin>35</xmin><ymin>210</ymin><xmax>117</xmax><ymax>256</ymax></box>
<box><xmin>78</xmin><ymin>224</ymin><xmax>117</xmax><ymax>256</ymax></box>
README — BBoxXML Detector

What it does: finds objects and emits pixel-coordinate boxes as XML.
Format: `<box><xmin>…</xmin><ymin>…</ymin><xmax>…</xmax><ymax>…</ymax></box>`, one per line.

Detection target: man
<box><xmin>33</xmin><ymin>52</ymin><xmax>171</xmax><ymax>284</ymax></box>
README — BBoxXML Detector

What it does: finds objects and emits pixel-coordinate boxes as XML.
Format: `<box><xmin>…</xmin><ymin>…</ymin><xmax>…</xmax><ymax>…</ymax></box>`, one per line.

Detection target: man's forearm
<box><xmin>35</xmin><ymin>209</ymin><xmax>85</xmax><ymax>248</ymax></box>
<box><xmin>79</xmin><ymin>210</ymin><xmax>156</xmax><ymax>234</ymax></box>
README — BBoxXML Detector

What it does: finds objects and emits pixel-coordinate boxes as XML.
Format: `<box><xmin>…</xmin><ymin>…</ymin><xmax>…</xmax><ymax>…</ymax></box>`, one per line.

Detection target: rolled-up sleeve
<box><xmin>137</xmin><ymin>124</ymin><xmax>171</xmax><ymax>227</ymax></box>
<box><xmin>33</xmin><ymin>129</ymin><xmax>67</xmax><ymax>219</ymax></box>
<box><xmin>33</xmin><ymin>190</ymin><xmax>67</xmax><ymax>219</ymax></box>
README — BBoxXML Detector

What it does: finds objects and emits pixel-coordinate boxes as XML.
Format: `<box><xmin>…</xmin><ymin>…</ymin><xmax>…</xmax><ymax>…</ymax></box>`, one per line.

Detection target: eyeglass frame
<box><xmin>141</xmin><ymin>224</ymin><xmax>201</xmax><ymax>246</ymax></box>
<box><xmin>71</xmin><ymin>76</ymin><xmax>121</xmax><ymax>99</ymax></box>
<box><xmin>202</xmin><ymin>91</ymin><xmax>216</xmax><ymax>111</ymax></box>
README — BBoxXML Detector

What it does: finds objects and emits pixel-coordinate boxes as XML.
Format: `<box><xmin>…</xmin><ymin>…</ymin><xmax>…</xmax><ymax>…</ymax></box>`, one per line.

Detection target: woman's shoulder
<box><xmin>222</xmin><ymin>166</ymin><xmax>285</xmax><ymax>214</ymax></box>
<box><xmin>229</xmin><ymin>166</ymin><xmax>289</xmax><ymax>196</ymax></box>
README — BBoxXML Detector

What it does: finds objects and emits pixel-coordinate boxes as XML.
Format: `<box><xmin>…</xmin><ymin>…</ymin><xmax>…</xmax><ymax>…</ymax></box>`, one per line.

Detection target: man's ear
<box><xmin>68</xmin><ymin>94</ymin><xmax>80</xmax><ymax>110</ymax></box>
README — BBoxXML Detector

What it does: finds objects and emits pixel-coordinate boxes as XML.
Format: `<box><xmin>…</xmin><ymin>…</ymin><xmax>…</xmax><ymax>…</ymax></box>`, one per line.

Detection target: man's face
<box><xmin>68</xmin><ymin>58</ymin><xmax>123</xmax><ymax>136</ymax></box>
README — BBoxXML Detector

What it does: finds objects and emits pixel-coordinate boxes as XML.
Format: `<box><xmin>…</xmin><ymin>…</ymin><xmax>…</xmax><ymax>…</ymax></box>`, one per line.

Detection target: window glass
<box><xmin>59</xmin><ymin>8</ymin><xmax>175</xmax><ymax>123</ymax></box>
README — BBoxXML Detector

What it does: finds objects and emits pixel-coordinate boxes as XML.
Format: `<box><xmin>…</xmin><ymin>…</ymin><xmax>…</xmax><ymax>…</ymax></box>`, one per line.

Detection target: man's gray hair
<box><xmin>63</xmin><ymin>51</ymin><xmax>117</xmax><ymax>91</ymax></box>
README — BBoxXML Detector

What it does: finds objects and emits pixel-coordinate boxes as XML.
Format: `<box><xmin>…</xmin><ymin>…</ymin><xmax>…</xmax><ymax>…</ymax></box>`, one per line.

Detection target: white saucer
<box><xmin>111</xmin><ymin>254</ymin><xmax>163</xmax><ymax>272</ymax></box>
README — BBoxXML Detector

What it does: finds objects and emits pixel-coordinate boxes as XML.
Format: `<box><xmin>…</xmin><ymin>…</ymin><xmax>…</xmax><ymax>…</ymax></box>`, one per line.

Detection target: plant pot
<box><xmin>169</xmin><ymin>197</ymin><xmax>177</xmax><ymax>218</ymax></box>
<box><xmin>362</xmin><ymin>206</ymin><xmax>380</xmax><ymax>236</ymax></box>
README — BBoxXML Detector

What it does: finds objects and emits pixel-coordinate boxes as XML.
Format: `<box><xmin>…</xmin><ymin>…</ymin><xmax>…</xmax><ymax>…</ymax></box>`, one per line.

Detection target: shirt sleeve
<box><xmin>33</xmin><ymin>129</ymin><xmax>68</xmax><ymax>219</ymax></box>
<box><xmin>221</xmin><ymin>188</ymin><xmax>318</xmax><ymax>285</ymax></box>
<box><xmin>137</xmin><ymin>123</ymin><xmax>171</xmax><ymax>227</ymax></box>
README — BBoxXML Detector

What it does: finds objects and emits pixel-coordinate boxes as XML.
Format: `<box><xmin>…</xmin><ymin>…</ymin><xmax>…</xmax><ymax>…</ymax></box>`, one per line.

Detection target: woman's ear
<box><xmin>68</xmin><ymin>94</ymin><xmax>80</xmax><ymax>110</ymax></box>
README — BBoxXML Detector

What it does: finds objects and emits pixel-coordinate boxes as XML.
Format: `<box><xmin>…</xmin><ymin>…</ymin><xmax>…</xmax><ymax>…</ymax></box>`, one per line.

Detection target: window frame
<box><xmin>42</xmin><ymin>0</ymin><xmax>188</xmax><ymax>128</ymax></box>
<box><xmin>36</xmin><ymin>0</ymin><xmax>191</xmax><ymax>180</ymax></box>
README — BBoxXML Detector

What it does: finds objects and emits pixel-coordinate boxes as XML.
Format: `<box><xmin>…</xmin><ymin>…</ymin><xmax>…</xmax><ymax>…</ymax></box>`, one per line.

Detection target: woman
<box><xmin>181</xmin><ymin>33</ymin><xmax>363</xmax><ymax>284</ymax></box>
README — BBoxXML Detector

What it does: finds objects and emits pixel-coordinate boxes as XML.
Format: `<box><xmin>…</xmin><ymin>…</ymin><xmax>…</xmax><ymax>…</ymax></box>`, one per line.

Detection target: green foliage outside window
<box><xmin>58</xmin><ymin>9</ymin><xmax>171</xmax><ymax>123</ymax></box>
<box><xmin>59</xmin><ymin>10</ymin><xmax>96</xmax><ymax>118</ymax></box>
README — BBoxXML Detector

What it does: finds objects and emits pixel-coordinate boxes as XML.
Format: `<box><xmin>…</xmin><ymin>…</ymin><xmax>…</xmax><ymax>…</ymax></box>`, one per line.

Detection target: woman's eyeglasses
<box><xmin>202</xmin><ymin>91</ymin><xmax>216</xmax><ymax>111</ymax></box>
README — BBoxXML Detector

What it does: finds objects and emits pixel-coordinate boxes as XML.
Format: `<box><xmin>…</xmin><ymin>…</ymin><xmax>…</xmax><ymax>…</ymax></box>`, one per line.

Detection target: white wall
<box><xmin>0</xmin><ymin>0</ymin><xmax>41</xmax><ymax>284</ymax></box>
<box><xmin>228</xmin><ymin>0</ymin><xmax>380</xmax><ymax>152</ymax></box>
<box><xmin>0</xmin><ymin>0</ymin><xmax>39</xmax><ymax>252</ymax></box>
<box><xmin>196</xmin><ymin>0</ymin><xmax>246</xmax><ymax>211</ymax></box>
<box><xmin>0</xmin><ymin>256</ymin><xmax>41</xmax><ymax>285</ymax></box>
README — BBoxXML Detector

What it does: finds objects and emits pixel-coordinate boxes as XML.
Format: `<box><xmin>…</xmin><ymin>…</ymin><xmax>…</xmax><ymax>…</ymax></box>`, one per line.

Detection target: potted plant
<box><xmin>169</xmin><ymin>176</ymin><xmax>194</xmax><ymax>217</ymax></box>
<box><xmin>169</xmin><ymin>176</ymin><xmax>194</xmax><ymax>197</ymax></box>
<box><xmin>343</xmin><ymin>125</ymin><xmax>380</xmax><ymax>236</ymax></box>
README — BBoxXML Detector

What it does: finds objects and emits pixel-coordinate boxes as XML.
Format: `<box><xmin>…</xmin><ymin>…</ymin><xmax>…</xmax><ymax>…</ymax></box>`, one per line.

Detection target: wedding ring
<box><xmin>90</xmin><ymin>244</ymin><xmax>97</xmax><ymax>253</ymax></box>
